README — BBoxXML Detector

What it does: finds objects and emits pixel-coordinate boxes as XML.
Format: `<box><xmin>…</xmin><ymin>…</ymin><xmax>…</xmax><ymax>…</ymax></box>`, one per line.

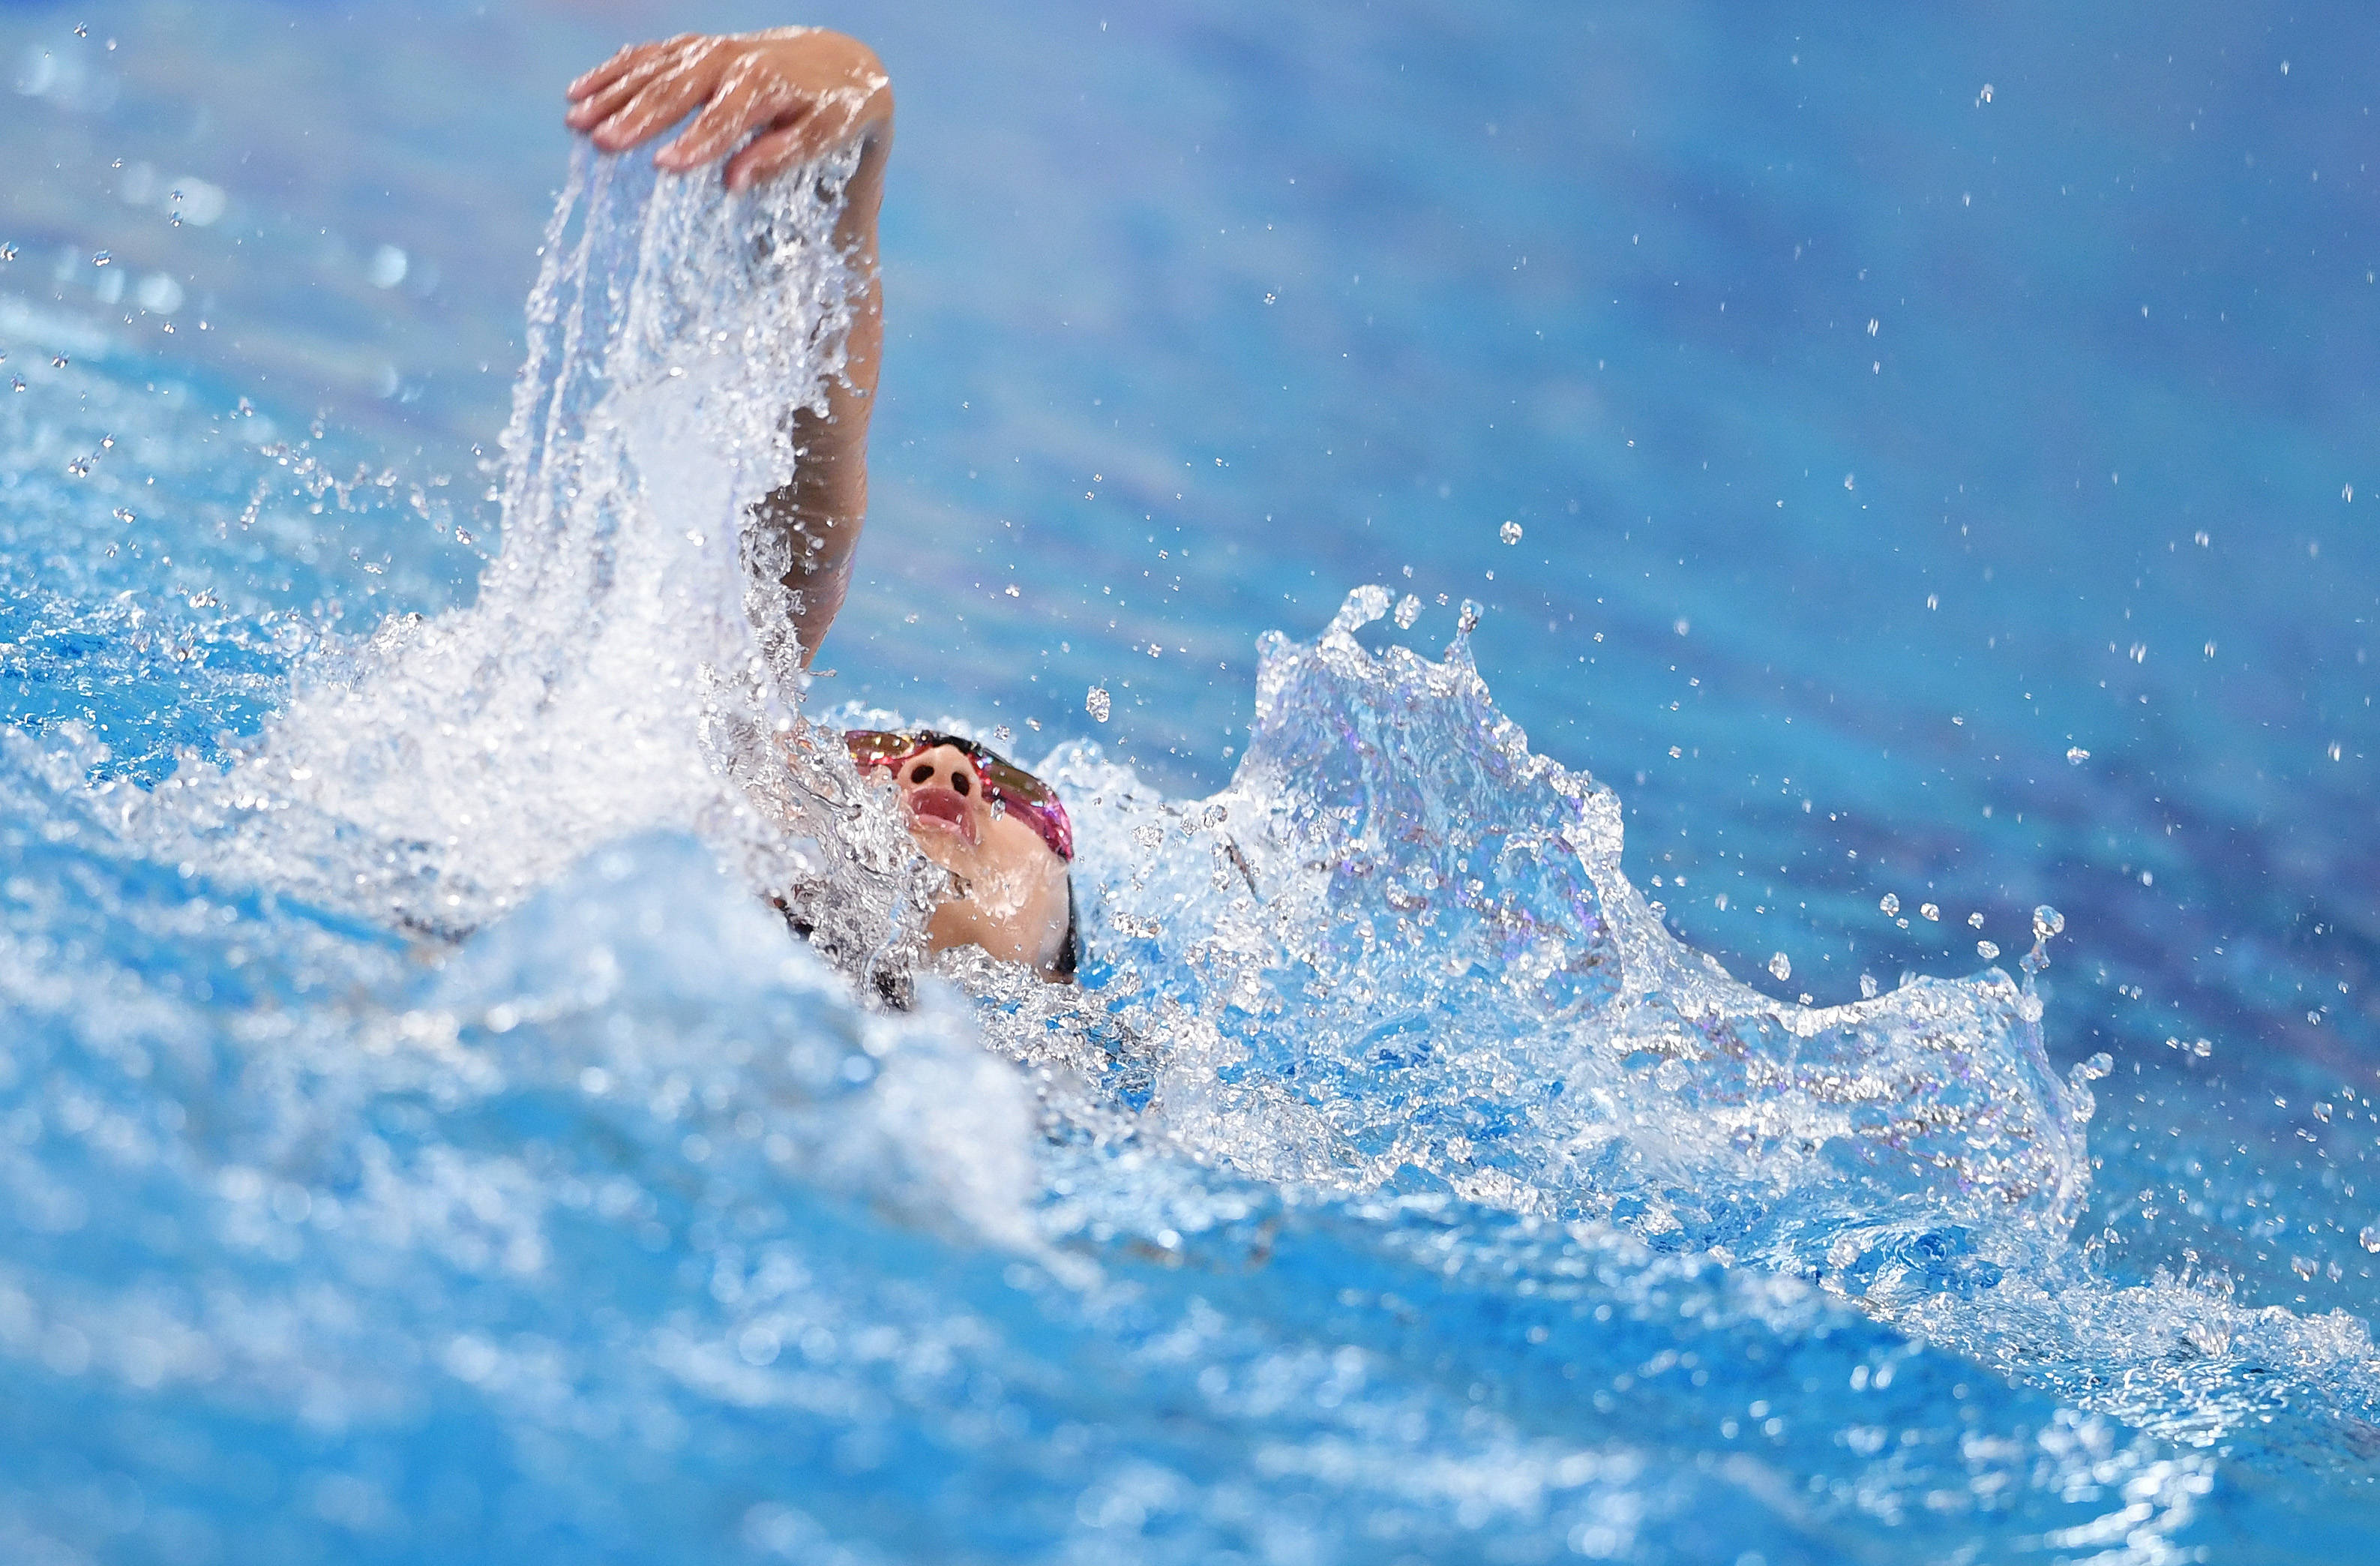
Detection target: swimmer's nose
<box><xmin>896</xmin><ymin>744</ymin><xmax>983</xmax><ymax>801</ymax></box>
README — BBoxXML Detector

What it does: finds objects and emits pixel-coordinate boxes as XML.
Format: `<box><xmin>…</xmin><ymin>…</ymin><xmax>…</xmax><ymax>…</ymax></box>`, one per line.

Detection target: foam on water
<box><xmin>0</xmin><ymin>149</ymin><xmax>2376</xmax><ymax>1563</ymax></box>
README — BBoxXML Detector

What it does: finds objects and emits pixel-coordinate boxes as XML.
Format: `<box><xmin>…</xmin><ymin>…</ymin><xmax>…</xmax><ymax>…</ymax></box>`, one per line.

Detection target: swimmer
<box><xmin>565</xmin><ymin>29</ymin><xmax>1078</xmax><ymax>982</ymax></box>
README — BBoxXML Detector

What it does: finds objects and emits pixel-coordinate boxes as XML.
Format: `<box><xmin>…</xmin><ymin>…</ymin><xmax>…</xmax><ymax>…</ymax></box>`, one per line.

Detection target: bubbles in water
<box><xmin>1393</xmin><ymin>592</ymin><xmax>1422</xmax><ymax>629</ymax></box>
<box><xmin>1878</xmin><ymin>893</ymin><xmax>1899</xmax><ymax>916</ymax></box>
<box><xmin>2066</xmin><ymin>746</ymin><xmax>2089</xmax><ymax>765</ymax></box>
<box><xmin>1977</xmin><ymin>940</ymin><xmax>2000</xmax><ymax>960</ymax></box>
<box><xmin>1086</xmin><ymin>686</ymin><xmax>1111</xmax><ymax>722</ymax></box>
<box><xmin>1499</xmin><ymin>520</ymin><xmax>1522</xmax><ymax>544</ymax></box>
<box><xmin>1767</xmin><ymin>951</ymin><xmax>1791</xmax><ymax>981</ymax></box>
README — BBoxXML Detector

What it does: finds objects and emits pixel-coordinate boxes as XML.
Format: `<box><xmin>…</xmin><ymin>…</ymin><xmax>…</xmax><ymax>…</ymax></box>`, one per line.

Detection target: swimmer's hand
<box><xmin>565</xmin><ymin>28</ymin><xmax>893</xmax><ymax>193</ymax></box>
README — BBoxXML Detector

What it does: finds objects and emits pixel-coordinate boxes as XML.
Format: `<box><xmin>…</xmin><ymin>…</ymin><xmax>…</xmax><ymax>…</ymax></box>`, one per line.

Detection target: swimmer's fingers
<box><xmin>655</xmin><ymin>58</ymin><xmax>798</xmax><ymax>172</ymax></box>
<box><xmin>587</xmin><ymin>68</ymin><xmax>726</xmax><ymax>155</ymax></box>
<box><xmin>565</xmin><ymin>34</ymin><xmax>699</xmax><ymax>130</ymax></box>
<box><xmin>565</xmin><ymin>39</ymin><xmax>662</xmax><ymax>104</ymax></box>
<box><xmin>573</xmin><ymin>40</ymin><xmax>722</xmax><ymax>150</ymax></box>
<box><xmin>721</xmin><ymin>87</ymin><xmax>890</xmax><ymax>192</ymax></box>
<box><xmin>720</xmin><ymin>122</ymin><xmax>817</xmax><ymax>192</ymax></box>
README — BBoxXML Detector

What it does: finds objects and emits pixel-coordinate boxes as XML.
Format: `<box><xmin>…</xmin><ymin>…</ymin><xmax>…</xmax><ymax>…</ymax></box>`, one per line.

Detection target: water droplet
<box><xmin>1457</xmin><ymin>599</ymin><xmax>1481</xmax><ymax>634</ymax></box>
<box><xmin>1084</xmin><ymin>686</ymin><xmax>1111</xmax><ymax>723</ymax></box>
<box><xmin>2032</xmin><ymin>905</ymin><xmax>2064</xmax><ymax>941</ymax></box>
<box><xmin>1767</xmin><ymin>952</ymin><xmax>1791</xmax><ymax>982</ymax></box>
<box><xmin>91</xmin><ymin>250</ymin><xmax>110</xmax><ymax>267</ymax></box>
<box><xmin>1859</xmin><ymin>974</ymin><xmax>1879</xmax><ymax>999</ymax></box>
<box><xmin>2065</xmin><ymin>746</ymin><xmax>2090</xmax><ymax>765</ymax></box>
<box><xmin>1878</xmin><ymin>893</ymin><xmax>1899</xmax><ymax>916</ymax></box>
<box><xmin>1977</xmin><ymin>940</ymin><xmax>2000</xmax><ymax>960</ymax></box>
<box><xmin>2360</xmin><ymin>1225</ymin><xmax>2380</xmax><ymax>1254</ymax></box>
<box><xmin>0</xmin><ymin>243</ymin><xmax>16</xmax><ymax>262</ymax></box>
<box><xmin>1919</xmin><ymin>903</ymin><xmax>1939</xmax><ymax>922</ymax></box>
<box><xmin>367</xmin><ymin>244</ymin><xmax>409</xmax><ymax>290</ymax></box>
<box><xmin>1498</xmin><ymin>520</ymin><xmax>1522</xmax><ymax>544</ymax></box>
<box><xmin>1967</xmin><ymin>911</ymin><xmax>1984</xmax><ymax>928</ymax></box>
<box><xmin>1326</xmin><ymin>584</ymin><xmax>1392</xmax><ymax>638</ymax></box>
<box><xmin>1672</xmin><ymin>616</ymin><xmax>1689</xmax><ymax>636</ymax></box>
<box><xmin>2313</xmin><ymin>1101</ymin><xmax>2333</xmax><ymax>1124</ymax></box>
<box><xmin>50</xmin><ymin>354</ymin><xmax>67</xmax><ymax>369</ymax></box>
<box><xmin>1393</xmin><ymin>593</ymin><xmax>1421</xmax><ymax>629</ymax></box>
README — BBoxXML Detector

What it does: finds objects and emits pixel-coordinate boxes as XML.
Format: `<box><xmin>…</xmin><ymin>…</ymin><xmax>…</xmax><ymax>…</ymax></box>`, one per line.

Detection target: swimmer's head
<box><xmin>844</xmin><ymin>729</ymin><xmax>1078</xmax><ymax>982</ymax></box>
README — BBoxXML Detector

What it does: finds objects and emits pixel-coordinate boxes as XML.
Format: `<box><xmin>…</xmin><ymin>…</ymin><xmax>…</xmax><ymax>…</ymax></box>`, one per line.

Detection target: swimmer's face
<box><xmin>877</xmin><ymin>742</ymin><xmax>1073</xmax><ymax>976</ymax></box>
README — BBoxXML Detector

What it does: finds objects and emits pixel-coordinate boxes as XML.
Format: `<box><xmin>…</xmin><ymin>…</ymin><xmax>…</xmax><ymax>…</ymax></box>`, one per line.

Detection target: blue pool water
<box><xmin>1</xmin><ymin>2</ymin><xmax>2376</xmax><ymax>1562</ymax></box>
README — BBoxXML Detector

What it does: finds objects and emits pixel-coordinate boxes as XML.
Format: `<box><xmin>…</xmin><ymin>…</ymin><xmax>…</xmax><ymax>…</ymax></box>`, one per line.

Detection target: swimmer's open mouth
<box><xmin>904</xmin><ymin>787</ymin><xmax>978</xmax><ymax>845</ymax></box>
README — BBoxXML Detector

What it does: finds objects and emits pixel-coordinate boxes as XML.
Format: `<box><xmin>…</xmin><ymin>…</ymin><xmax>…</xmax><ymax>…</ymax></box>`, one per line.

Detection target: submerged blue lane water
<box><xmin>1</xmin><ymin>3</ymin><xmax>2376</xmax><ymax>1562</ymax></box>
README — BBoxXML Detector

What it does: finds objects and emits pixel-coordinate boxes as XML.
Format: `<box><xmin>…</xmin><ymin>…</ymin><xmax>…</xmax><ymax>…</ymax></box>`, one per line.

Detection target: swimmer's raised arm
<box><xmin>566</xmin><ymin>29</ymin><xmax>893</xmax><ymax>665</ymax></box>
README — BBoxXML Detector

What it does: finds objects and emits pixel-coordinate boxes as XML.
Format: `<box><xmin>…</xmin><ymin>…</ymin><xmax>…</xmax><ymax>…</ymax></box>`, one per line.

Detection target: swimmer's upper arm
<box><xmin>747</xmin><ymin>64</ymin><xmax>890</xmax><ymax>668</ymax></box>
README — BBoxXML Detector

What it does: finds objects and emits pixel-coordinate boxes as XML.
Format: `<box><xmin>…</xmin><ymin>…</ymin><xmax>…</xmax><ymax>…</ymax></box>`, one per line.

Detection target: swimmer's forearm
<box><xmin>565</xmin><ymin>28</ymin><xmax>893</xmax><ymax>665</ymax></box>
